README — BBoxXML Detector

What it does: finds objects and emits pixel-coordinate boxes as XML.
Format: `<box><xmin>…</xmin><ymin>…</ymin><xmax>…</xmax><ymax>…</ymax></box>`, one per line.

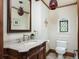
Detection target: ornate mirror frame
<box><xmin>7</xmin><ymin>0</ymin><xmax>31</xmax><ymax>33</ymax></box>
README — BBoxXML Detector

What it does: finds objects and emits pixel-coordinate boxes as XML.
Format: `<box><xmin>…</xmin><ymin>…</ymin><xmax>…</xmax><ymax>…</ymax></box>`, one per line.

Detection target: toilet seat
<box><xmin>55</xmin><ymin>40</ymin><xmax>67</xmax><ymax>59</ymax></box>
<box><xmin>56</xmin><ymin>47</ymin><xmax>66</xmax><ymax>54</ymax></box>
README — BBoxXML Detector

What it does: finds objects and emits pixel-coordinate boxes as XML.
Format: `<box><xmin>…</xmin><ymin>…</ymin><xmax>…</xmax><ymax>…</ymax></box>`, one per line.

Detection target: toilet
<box><xmin>56</xmin><ymin>40</ymin><xmax>67</xmax><ymax>59</ymax></box>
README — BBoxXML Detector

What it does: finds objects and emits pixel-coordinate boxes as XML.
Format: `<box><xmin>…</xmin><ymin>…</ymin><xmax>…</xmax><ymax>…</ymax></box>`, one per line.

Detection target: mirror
<box><xmin>7</xmin><ymin>0</ymin><xmax>31</xmax><ymax>33</ymax></box>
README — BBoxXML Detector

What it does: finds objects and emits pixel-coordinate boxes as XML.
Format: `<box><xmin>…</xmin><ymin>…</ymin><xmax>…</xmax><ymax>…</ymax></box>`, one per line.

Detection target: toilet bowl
<box><xmin>56</xmin><ymin>40</ymin><xmax>67</xmax><ymax>59</ymax></box>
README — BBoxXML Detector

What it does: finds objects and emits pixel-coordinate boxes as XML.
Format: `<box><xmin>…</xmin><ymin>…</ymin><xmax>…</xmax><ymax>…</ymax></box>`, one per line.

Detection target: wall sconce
<box><xmin>44</xmin><ymin>20</ymin><xmax>48</xmax><ymax>27</ymax></box>
<box><xmin>49</xmin><ymin>0</ymin><xmax>58</xmax><ymax>10</ymax></box>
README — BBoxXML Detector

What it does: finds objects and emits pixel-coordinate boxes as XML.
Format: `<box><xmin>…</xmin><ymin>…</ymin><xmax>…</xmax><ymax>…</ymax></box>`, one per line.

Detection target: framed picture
<box><xmin>59</xmin><ymin>20</ymin><xmax>68</xmax><ymax>32</ymax></box>
<box><xmin>7</xmin><ymin>0</ymin><xmax>31</xmax><ymax>33</ymax></box>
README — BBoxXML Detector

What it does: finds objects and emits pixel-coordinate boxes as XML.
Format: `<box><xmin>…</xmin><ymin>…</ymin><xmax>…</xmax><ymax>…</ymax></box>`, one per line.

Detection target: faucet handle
<box><xmin>23</xmin><ymin>35</ymin><xmax>29</xmax><ymax>41</ymax></box>
<box><xmin>17</xmin><ymin>39</ymin><xmax>21</xmax><ymax>43</ymax></box>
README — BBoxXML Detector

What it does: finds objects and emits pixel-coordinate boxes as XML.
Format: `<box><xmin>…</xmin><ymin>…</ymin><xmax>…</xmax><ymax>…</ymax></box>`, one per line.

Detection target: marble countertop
<box><xmin>4</xmin><ymin>40</ymin><xmax>47</xmax><ymax>52</ymax></box>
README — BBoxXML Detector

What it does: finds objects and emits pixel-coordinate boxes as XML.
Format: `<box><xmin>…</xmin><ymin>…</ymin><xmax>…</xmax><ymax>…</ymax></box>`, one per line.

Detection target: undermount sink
<box><xmin>22</xmin><ymin>41</ymin><xmax>37</xmax><ymax>46</ymax></box>
<box><xmin>21</xmin><ymin>39</ymin><xmax>38</xmax><ymax>44</ymax></box>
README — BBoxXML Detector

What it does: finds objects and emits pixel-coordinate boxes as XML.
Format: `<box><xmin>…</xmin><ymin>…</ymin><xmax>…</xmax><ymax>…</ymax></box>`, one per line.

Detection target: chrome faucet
<box><xmin>23</xmin><ymin>35</ymin><xmax>29</xmax><ymax>41</ymax></box>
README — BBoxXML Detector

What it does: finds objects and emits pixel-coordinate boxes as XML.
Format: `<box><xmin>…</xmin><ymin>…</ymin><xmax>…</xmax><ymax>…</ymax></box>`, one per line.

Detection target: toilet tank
<box><xmin>56</xmin><ymin>40</ymin><xmax>67</xmax><ymax>48</ymax></box>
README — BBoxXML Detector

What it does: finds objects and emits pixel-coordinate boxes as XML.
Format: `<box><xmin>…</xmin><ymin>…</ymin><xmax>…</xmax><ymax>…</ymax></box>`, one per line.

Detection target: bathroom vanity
<box><xmin>4</xmin><ymin>40</ymin><xmax>46</xmax><ymax>59</ymax></box>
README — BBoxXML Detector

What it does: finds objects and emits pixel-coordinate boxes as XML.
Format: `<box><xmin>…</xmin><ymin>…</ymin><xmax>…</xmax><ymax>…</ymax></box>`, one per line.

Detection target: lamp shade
<box><xmin>49</xmin><ymin>0</ymin><xmax>58</xmax><ymax>10</ymax></box>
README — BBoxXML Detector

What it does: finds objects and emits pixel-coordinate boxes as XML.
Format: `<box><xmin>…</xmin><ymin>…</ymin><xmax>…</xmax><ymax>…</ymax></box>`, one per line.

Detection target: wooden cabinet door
<box><xmin>28</xmin><ymin>42</ymin><xmax>46</xmax><ymax>59</ymax></box>
<box><xmin>28</xmin><ymin>54</ymin><xmax>38</xmax><ymax>59</ymax></box>
<box><xmin>3</xmin><ymin>55</ymin><xmax>19</xmax><ymax>59</ymax></box>
<box><xmin>38</xmin><ymin>47</ymin><xmax>46</xmax><ymax>59</ymax></box>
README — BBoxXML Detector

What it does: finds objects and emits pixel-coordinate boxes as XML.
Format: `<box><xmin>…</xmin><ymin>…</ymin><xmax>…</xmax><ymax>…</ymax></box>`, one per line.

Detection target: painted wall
<box><xmin>32</xmin><ymin>1</ymin><xmax>49</xmax><ymax>51</ymax></box>
<box><xmin>3</xmin><ymin>0</ymin><xmax>49</xmax><ymax>43</ymax></box>
<box><xmin>48</xmin><ymin>5</ymin><xmax>78</xmax><ymax>52</ymax></box>
<box><xmin>32</xmin><ymin>0</ymin><xmax>49</xmax><ymax>40</ymax></box>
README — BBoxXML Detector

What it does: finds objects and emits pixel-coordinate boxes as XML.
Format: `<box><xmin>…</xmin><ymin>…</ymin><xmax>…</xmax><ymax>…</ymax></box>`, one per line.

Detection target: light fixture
<box><xmin>49</xmin><ymin>0</ymin><xmax>58</xmax><ymax>10</ymax></box>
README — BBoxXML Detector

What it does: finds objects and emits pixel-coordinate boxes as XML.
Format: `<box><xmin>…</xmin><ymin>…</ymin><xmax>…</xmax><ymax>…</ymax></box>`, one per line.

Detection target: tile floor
<box><xmin>46</xmin><ymin>53</ymin><xmax>77</xmax><ymax>59</ymax></box>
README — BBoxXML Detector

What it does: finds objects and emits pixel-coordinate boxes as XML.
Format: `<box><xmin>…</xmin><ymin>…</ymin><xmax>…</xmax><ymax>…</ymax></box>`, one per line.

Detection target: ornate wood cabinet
<box><xmin>4</xmin><ymin>42</ymin><xmax>46</xmax><ymax>59</ymax></box>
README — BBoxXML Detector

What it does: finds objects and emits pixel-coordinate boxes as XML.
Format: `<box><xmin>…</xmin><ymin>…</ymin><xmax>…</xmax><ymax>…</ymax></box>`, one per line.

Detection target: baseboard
<box><xmin>46</xmin><ymin>49</ymin><xmax>75</xmax><ymax>57</ymax></box>
<box><xmin>46</xmin><ymin>49</ymin><xmax>57</xmax><ymax>56</ymax></box>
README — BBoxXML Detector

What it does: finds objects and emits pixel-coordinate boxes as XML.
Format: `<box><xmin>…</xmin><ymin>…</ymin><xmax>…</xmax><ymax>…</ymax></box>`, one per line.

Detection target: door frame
<box><xmin>77</xmin><ymin>0</ymin><xmax>79</xmax><ymax>57</ymax></box>
<box><xmin>0</xmin><ymin>0</ymin><xmax>3</xmax><ymax>59</ymax></box>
